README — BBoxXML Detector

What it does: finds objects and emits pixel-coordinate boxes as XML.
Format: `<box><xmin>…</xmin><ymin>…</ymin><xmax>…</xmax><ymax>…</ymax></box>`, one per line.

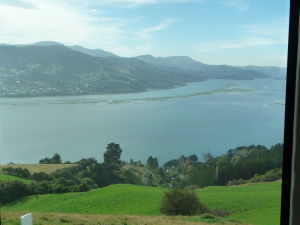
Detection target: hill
<box><xmin>240</xmin><ymin>65</ymin><xmax>286</xmax><ymax>80</ymax></box>
<box><xmin>3</xmin><ymin>182</ymin><xmax>281</xmax><ymax>225</ymax></box>
<box><xmin>134</xmin><ymin>55</ymin><xmax>271</xmax><ymax>80</ymax></box>
<box><xmin>0</xmin><ymin>164</ymin><xmax>75</xmax><ymax>174</ymax></box>
<box><xmin>0</xmin><ymin>43</ymin><xmax>273</xmax><ymax>97</ymax></box>
<box><xmin>69</xmin><ymin>45</ymin><xmax>118</xmax><ymax>58</ymax></box>
<box><xmin>0</xmin><ymin>173</ymin><xmax>32</xmax><ymax>184</ymax></box>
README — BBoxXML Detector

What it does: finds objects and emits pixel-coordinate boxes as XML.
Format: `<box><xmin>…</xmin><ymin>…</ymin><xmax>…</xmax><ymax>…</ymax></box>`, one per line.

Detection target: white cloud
<box><xmin>219</xmin><ymin>0</ymin><xmax>250</xmax><ymax>11</ymax></box>
<box><xmin>0</xmin><ymin>0</ymin><xmax>126</xmax><ymax>50</ymax></box>
<box><xmin>135</xmin><ymin>19</ymin><xmax>176</xmax><ymax>39</ymax></box>
<box><xmin>0</xmin><ymin>0</ymin><xmax>181</xmax><ymax>57</ymax></box>
<box><xmin>197</xmin><ymin>18</ymin><xmax>288</xmax><ymax>52</ymax></box>
<box><xmin>242</xmin><ymin>17</ymin><xmax>289</xmax><ymax>44</ymax></box>
<box><xmin>0</xmin><ymin>0</ymin><xmax>35</xmax><ymax>9</ymax></box>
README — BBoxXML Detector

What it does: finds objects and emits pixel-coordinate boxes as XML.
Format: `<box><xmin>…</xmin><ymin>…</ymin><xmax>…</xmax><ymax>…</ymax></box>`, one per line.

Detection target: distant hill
<box><xmin>0</xmin><ymin>42</ymin><xmax>280</xmax><ymax>97</ymax></box>
<box><xmin>240</xmin><ymin>65</ymin><xmax>286</xmax><ymax>80</ymax></box>
<box><xmin>134</xmin><ymin>55</ymin><xmax>207</xmax><ymax>71</ymax></box>
<box><xmin>69</xmin><ymin>45</ymin><xmax>118</xmax><ymax>58</ymax></box>
<box><xmin>135</xmin><ymin>55</ymin><xmax>274</xmax><ymax>80</ymax></box>
<box><xmin>32</xmin><ymin>41</ymin><xmax>64</xmax><ymax>46</ymax></box>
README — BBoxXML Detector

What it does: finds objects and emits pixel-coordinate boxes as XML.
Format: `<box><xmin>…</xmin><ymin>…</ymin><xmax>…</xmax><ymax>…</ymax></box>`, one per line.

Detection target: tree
<box><xmin>103</xmin><ymin>143</ymin><xmax>122</xmax><ymax>165</ymax></box>
<box><xmin>52</xmin><ymin>153</ymin><xmax>62</xmax><ymax>164</ymax></box>
<box><xmin>31</xmin><ymin>172</ymin><xmax>52</xmax><ymax>181</ymax></box>
<box><xmin>160</xmin><ymin>189</ymin><xmax>208</xmax><ymax>216</ymax></box>
<box><xmin>188</xmin><ymin>154</ymin><xmax>198</xmax><ymax>163</ymax></box>
<box><xmin>147</xmin><ymin>156</ymin><xmax>159</xmax><ymax>169</ymax></box>
<box><xmin>0</xmin><ymin>181</ymin><xmax>28</xmax><ymax>204</ymax></box>
<box><xmin>163</xmin><ymin>159</ymin><xmax>180</xmax><ymax>168</ymax></box>
<box><xmin>39</xmin><ymin>153</ymin><xmax>62</xmax><ymax>164</ymax></box>
<box><xmin>78</xmin><ymin>158</ymin><xmax>97</xmax><ymax>169</ymax></box>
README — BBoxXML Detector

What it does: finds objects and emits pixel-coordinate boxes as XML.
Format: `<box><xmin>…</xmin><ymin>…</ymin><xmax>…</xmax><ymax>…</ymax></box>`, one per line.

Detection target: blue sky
<box><xmin>0</xmin><ymin>0</ymin><xmax>289</xmax><ymax>66</ymax></box>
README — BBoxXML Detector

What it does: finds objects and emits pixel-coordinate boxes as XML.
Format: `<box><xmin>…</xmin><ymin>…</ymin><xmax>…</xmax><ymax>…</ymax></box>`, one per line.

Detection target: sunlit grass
<box><xmin>2</xmin><ymin>182</ymin><xmax>281</xmax><ymax>225</ymax></box>
<box><xmin>0</xmin><ymin>173</ymin><xmax>32</xmax><ymax>184</ymax></box>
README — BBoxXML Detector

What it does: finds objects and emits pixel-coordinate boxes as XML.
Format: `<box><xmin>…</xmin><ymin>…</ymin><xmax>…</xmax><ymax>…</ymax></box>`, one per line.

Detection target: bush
<box><xmin>31</xmin><ymin>172</ymin><xmax>52</xmax><ymax>181</ymax></box>
<box><xmin>250</xmin><ymin>168</ymin><xmax>282</xmax><ymax>183</ymax></box>
<box><xmin>227</xmin><ymin>179</ymin><xmax>246</xmax><ymax>186</ymax></box>
<box><xmin>0</xmin><ymin>180</ymin><xmax>28</xmax><ymax>204</ymax></box>
<box><xmin>160</xmin><ymin>188</ymin><xmax>208</xmax><ymax>216</ymax></box>
<box><xmin>2</xmin><ymin>167</ymin><xmax>31</xmax><ymax>178</ymax></box>
<box><xmin>227</xmin><ymin>168</ymin><xmax>282</xmax><ymax>185</ymax></box>
<box><xmin>81</xmin><ymin>178</ymin><xmax>97</xmax><ymax>189</ymax></box>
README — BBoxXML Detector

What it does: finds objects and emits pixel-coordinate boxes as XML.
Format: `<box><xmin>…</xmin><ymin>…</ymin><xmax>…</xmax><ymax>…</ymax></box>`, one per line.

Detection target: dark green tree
<box><xmin>52</xmin><ymin>153</ymin><xmax>62</xmax><ymax>164</ymax></box>
<box><xmin>188</xmin><ymin>154</ymin><xmax>198</xmax><ymax>163</ymax></box>
<box><xmin>147</xmin><ymin>156</ymin><xmax>159</xmax><ymax>169</ymax></box>
<box><xmin>103</xmin><ymin>143</ymin><xmax>122</xmax><ymax>165</ymax></box>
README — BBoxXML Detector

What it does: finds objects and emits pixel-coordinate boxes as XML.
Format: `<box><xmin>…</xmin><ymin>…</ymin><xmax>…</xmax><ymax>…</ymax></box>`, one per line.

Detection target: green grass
<box><xmin>0</xmin><ymin>173</ymin><xmax>32</xmax><ymax>184</ymax></box>
<box><xmin>3</xmin><ymin>182</ymin><xmax>282</xmax><ymax>225</ymax></box>
<box><xmin>197</xmin><ymin>182</ymin><xmax>281</xmax><ymax>225</ymax></box>
<box><xmin>3</xmin><ymin>184</ymin><xmax>164</xmax><ymax>215</ymax></box>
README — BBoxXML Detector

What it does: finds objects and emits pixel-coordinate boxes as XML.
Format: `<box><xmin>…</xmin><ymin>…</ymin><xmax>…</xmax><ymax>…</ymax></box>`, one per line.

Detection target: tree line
<box><xmin>0</xmin><ymin>142</ymin><xmax>283</xmax><ymax>205</ymax></box>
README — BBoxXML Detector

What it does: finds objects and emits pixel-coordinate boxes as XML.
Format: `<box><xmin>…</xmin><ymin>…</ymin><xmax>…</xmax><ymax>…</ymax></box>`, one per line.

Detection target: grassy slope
<box><xmin>0</xmin><ymin>164</ymin><xmax>76</xmax><ymax>174</ymax></box>
<box><xmin>3</xmin><ymin>182</ymin><xmax>281</xmax><ymax>225</ymax></box>
<box><xmin>198</xmin><ymin>182</ymin><xmax>281</xmax><ymax>225</ymax></box>
<box><xmin>0</xmin><ymin>173</ymin><xmax>32</xmax><ymax>184</ymax></box>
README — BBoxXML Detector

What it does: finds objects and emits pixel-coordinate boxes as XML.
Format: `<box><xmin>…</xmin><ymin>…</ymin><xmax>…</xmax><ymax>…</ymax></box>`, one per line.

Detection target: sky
<box><xmin>0</xmin><ymin>0</ymin><xmax>290</xmax><ymax>66</ymax></box>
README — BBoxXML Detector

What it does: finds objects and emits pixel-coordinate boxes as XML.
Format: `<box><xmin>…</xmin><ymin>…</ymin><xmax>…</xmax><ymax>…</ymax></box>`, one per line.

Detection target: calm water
<box><xmin>0</xmin><ymin>79</ymin><xmax>286</xmax><ymax>164</ymax></box>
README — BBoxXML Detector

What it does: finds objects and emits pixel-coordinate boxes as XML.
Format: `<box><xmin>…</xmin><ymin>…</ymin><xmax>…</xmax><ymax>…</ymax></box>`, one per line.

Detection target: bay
<box><xmin>0</xmin><ymin>79</ymin><xmax>286</xmax><ymax>164</ymax></box>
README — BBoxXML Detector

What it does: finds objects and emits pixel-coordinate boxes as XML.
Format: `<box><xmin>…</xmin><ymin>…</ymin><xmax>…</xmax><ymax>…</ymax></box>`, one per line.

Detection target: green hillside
<box><xmin>0</xmin><ymin>173</ymin><xmax>32</xmax><ymax>184</ymax></box>
<box><xmin>3</xmin><ymin>182</ymin><xmax>281</xmax><ymax>225</ymax></box>
<box><xmin>198</xmin><ymin>181</ymin><xmax>281</xmax><ymax>225</ymax></box>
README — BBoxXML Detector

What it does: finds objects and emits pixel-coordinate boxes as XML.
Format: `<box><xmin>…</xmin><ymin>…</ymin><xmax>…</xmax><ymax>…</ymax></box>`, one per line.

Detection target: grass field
<box><xmin>2</xmin><ymin>182</ymin><xmax>281</xmax><ymax>225</ymax></box>
<box><xmin>0</xmin><ymin>164</ymin><xmax>76</xmax><ymax>174</ymax></box>
<box><xmin>1</xmin><ymin>212</ymin><xmax>244</xmax><ymax>225</ymax></box>
<box><xmin>0</xmin><ymin>173</ymin><xmax>32</xmax><ymax>184</ymax></box>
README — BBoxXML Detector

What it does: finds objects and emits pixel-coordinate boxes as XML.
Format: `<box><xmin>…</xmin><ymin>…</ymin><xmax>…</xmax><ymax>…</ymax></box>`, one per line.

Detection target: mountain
<box><xmin>134</xmin><ymin>55</ymin><xmax>269</xmax><ymax>80</ymax></box>
<box><xmin>0</xmin><ymin>43</ymin><xmax>276</xmax><ymax>97</ymax></box>
<box><xmin>32</xmin><ymin>41</ymin><xmax>117</xmax><ymax>58</ymax></box>
<box><xmin>134</xmin><ymin>55</ymin><xmax>207</xmax><ymax>71</ymax></box>
<box><xmin>240</xmin><ymin>65</ymin><xmax>286</xmax><ymax>80</ymax></box>
<box><xmin>32</xmin><ymin>41</ymin><xmax>64</xmax><ymax>46</ymax></box>
<box><xmin>0</xmin><ymin>45</ymin><xmax>207</xmax><ymax>97</ymax></box>
<box><xmin>69</xmin><ymin>45</ymin><xmax>118</xmax><ymax>58</ymax></box>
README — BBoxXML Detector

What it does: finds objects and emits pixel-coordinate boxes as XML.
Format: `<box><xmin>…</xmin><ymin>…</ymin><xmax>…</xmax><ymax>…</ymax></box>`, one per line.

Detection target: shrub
<box><xmin>0</xmin><ymin>180</ymin><xmax>28</xmax><ymax>204</ymax></box>
<box><xmin>31</xmin><ymin>172</ymin><xmax>52</xmax><ymax>181</ymax></box>
<box><xmin>227</xmin><ymin>168</ymin><xmax>282</xmax><ymax>185</ymax></box>
<box><xmin>81</xmin><ymin>178</ymin><xmax>97</xmax><ymax>189</ymax></box>
<box><xmin>160</xmin><ymin>188</ymin><xmax>208</xmax><ymax>216</ymax></box>
<box><xmin>227</xmin><ymin>179</ymin><xmax>246</xmax><ymax>186</ymax></box>
<box><xmin>2</xmin><ymin>167</ymin><xmax>31</xmax><ymax>178</ymax></box>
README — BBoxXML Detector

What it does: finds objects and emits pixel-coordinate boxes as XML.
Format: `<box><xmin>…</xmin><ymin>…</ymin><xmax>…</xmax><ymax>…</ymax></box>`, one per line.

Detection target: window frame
<box><xmin>281</xmin><ymin>1</ymin><xmax>300</xmax><ymax>225</ymax></box>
